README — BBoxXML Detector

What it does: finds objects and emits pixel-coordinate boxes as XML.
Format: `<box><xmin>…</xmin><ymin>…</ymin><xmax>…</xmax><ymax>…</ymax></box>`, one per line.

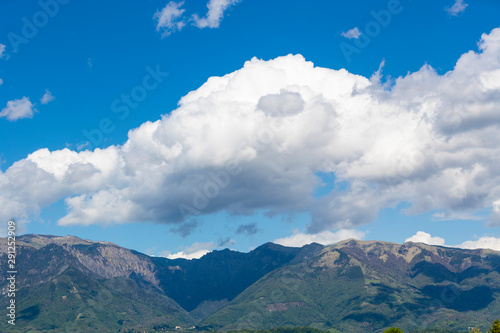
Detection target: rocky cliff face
<box><xmin>66</xmin><ymin>243</ymin><xmax>159</xmax><ymax>286</ymax></box>
<box><xmin>0</xmin><ymin>234</ymin><xmax>159</xmax><ymax>291</ymax></box>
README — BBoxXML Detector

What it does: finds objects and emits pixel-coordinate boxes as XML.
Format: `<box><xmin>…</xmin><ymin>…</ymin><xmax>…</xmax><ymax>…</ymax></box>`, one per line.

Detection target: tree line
<box><xmin>226</xmin><ymin>320</ymin><xmax>500</xmax><ymax>333</ymax></box>
<box><xmin>383</xmin><ymin>319</ymin><xmax>500</xmax><ymax>333</ymax></box>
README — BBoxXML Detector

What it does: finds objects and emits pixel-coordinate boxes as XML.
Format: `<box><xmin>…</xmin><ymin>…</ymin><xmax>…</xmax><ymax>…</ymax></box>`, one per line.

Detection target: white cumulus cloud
<box><xmin>405</xmin><ymin>231</ymin><xmax>446</xmax><ymax>246</ymax></box>
<box><xmin>274</xmin><ymin>229</ymin><xmax>366</xmax><ymax>247</ymax></box>
<box><xmin>0</xmin><ymin>97</ymin><xmax>37</xmax><ymax>121</ymax></box>
<box><xmin>0</xmin><ymin>28</ymin><xmax>500</xmax><ymax>237</ymax></box>
<box><xmin>457</xmin><ymin>236</ymin><xmax>500</xmax><ymax>251</ymax></box>
<box><xmin>406</xmin><ymin>231</ymin><xmax>500</xmax><ymax>252</ymax></box>
<box><xmin>0</xmin><ymin>44</ymin><xmax>5</xmax><ymax>58</ymax></box>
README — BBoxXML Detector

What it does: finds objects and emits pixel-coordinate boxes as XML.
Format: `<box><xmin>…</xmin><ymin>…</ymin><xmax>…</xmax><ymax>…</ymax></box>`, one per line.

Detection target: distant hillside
<box><xmin>202</xmin><ymin>239</ymin><xmax>500</xmax><ymax>332</ymax></box>
<box><xmin>1</xmin><ymin>235</ymin><xmax>499</xmax><ymax>332</ymax></box>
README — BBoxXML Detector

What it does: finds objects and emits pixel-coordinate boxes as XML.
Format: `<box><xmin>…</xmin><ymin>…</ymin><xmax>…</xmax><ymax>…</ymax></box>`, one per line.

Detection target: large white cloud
<box><xmin>1</xmin><ymin>28</ymin><xmax>500</xmax><ymax>234</ymax></box>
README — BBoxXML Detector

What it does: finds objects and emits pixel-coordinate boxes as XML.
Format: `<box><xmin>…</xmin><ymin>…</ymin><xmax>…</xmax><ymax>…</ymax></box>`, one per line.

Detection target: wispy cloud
<box><xmin>218</xmin><ymin>237</ymin><xmax>236</xmax><ymax>247</ymax></box>
<box><xmin>192</xmin><ymin>0</ymin><xmax>240</xmax><ymax>29</ymax></box>
<box><xmin>0</xmin><ymin>44</ymin><xmax>6</xmax><ymax>58</ymax></box>
<box><xmin>170</xmin><ymin>220</ymin><xmax>198</xmax><ymax>237</ymax></box>
<box><xmin>0</xmin><ymin>97</ymin><xmax>37</xmax><ymax>121</ymax></box>
<box><xmin>446</xmin><ymin>0</ymin><xmax>468</xmax><ymax>16</ymax></box>
<box><xmin>341</xmin><ymin>27</ymin><xmax>361</xmax><ymax>39</ymax></box>
<box><xmin>236</xmin><ymin>223</ymin><xmax>259</xmax><ymax>236</ymax></box>
<box><xmin>40</xmin><ymin>89</ymin><xmax>55</xmax><ymax>104</ymax></box>
<box><xmin>154</xmin><ymin>1</ymin><xmax>186</xmax><ymax>37</ymax></box>
<box><xmin>154</xmin><ymin>0</ymin><xmax>241</xmax><ymax>37</ymax></box>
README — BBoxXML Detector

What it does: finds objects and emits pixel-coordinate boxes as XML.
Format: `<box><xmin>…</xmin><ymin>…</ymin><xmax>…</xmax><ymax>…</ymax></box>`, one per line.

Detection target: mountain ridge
<box><xmin>11</xmin><ymin>233</ymin><xmax>500</xmax><ymax>258</ymax></box>
<box><xmin>1</xmin><ymin>234</ymin><xmax>500</xmax><ymax>332</ymax></box>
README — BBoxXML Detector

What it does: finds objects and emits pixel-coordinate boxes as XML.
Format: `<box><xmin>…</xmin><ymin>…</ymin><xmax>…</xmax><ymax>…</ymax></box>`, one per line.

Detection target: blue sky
<box><xmin>1</xmin><ymin>0</ymin><xmax>500</xmax><ymax>258</ymax></box>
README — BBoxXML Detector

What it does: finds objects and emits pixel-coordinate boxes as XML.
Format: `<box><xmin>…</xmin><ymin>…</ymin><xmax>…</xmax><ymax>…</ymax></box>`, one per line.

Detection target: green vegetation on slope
<box><xmin>2</xmin><ymin>236</ymin><xmax>500</xmax><ymax>332</ymax></box>
<box><xmin>227</xmin><ymin>327</ymin><xmax>331</xmax><ymax>333</ymax></box>
<box><xmin>202</xmin><ymin>241</ymin><xmax>500</xmax><ymax>332</ymax></box>
<box><xmin>0</xmin><ymin>267</ymin><xmax>193</xmax><ymax>332</ymax></box>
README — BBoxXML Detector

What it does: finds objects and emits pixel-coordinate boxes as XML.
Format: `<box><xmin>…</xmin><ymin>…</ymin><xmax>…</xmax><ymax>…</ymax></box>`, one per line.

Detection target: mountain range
<box><xmin>1</xmin><ymin>234</ymin><xmax>500</xmax><ymax>332</ymax></box>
